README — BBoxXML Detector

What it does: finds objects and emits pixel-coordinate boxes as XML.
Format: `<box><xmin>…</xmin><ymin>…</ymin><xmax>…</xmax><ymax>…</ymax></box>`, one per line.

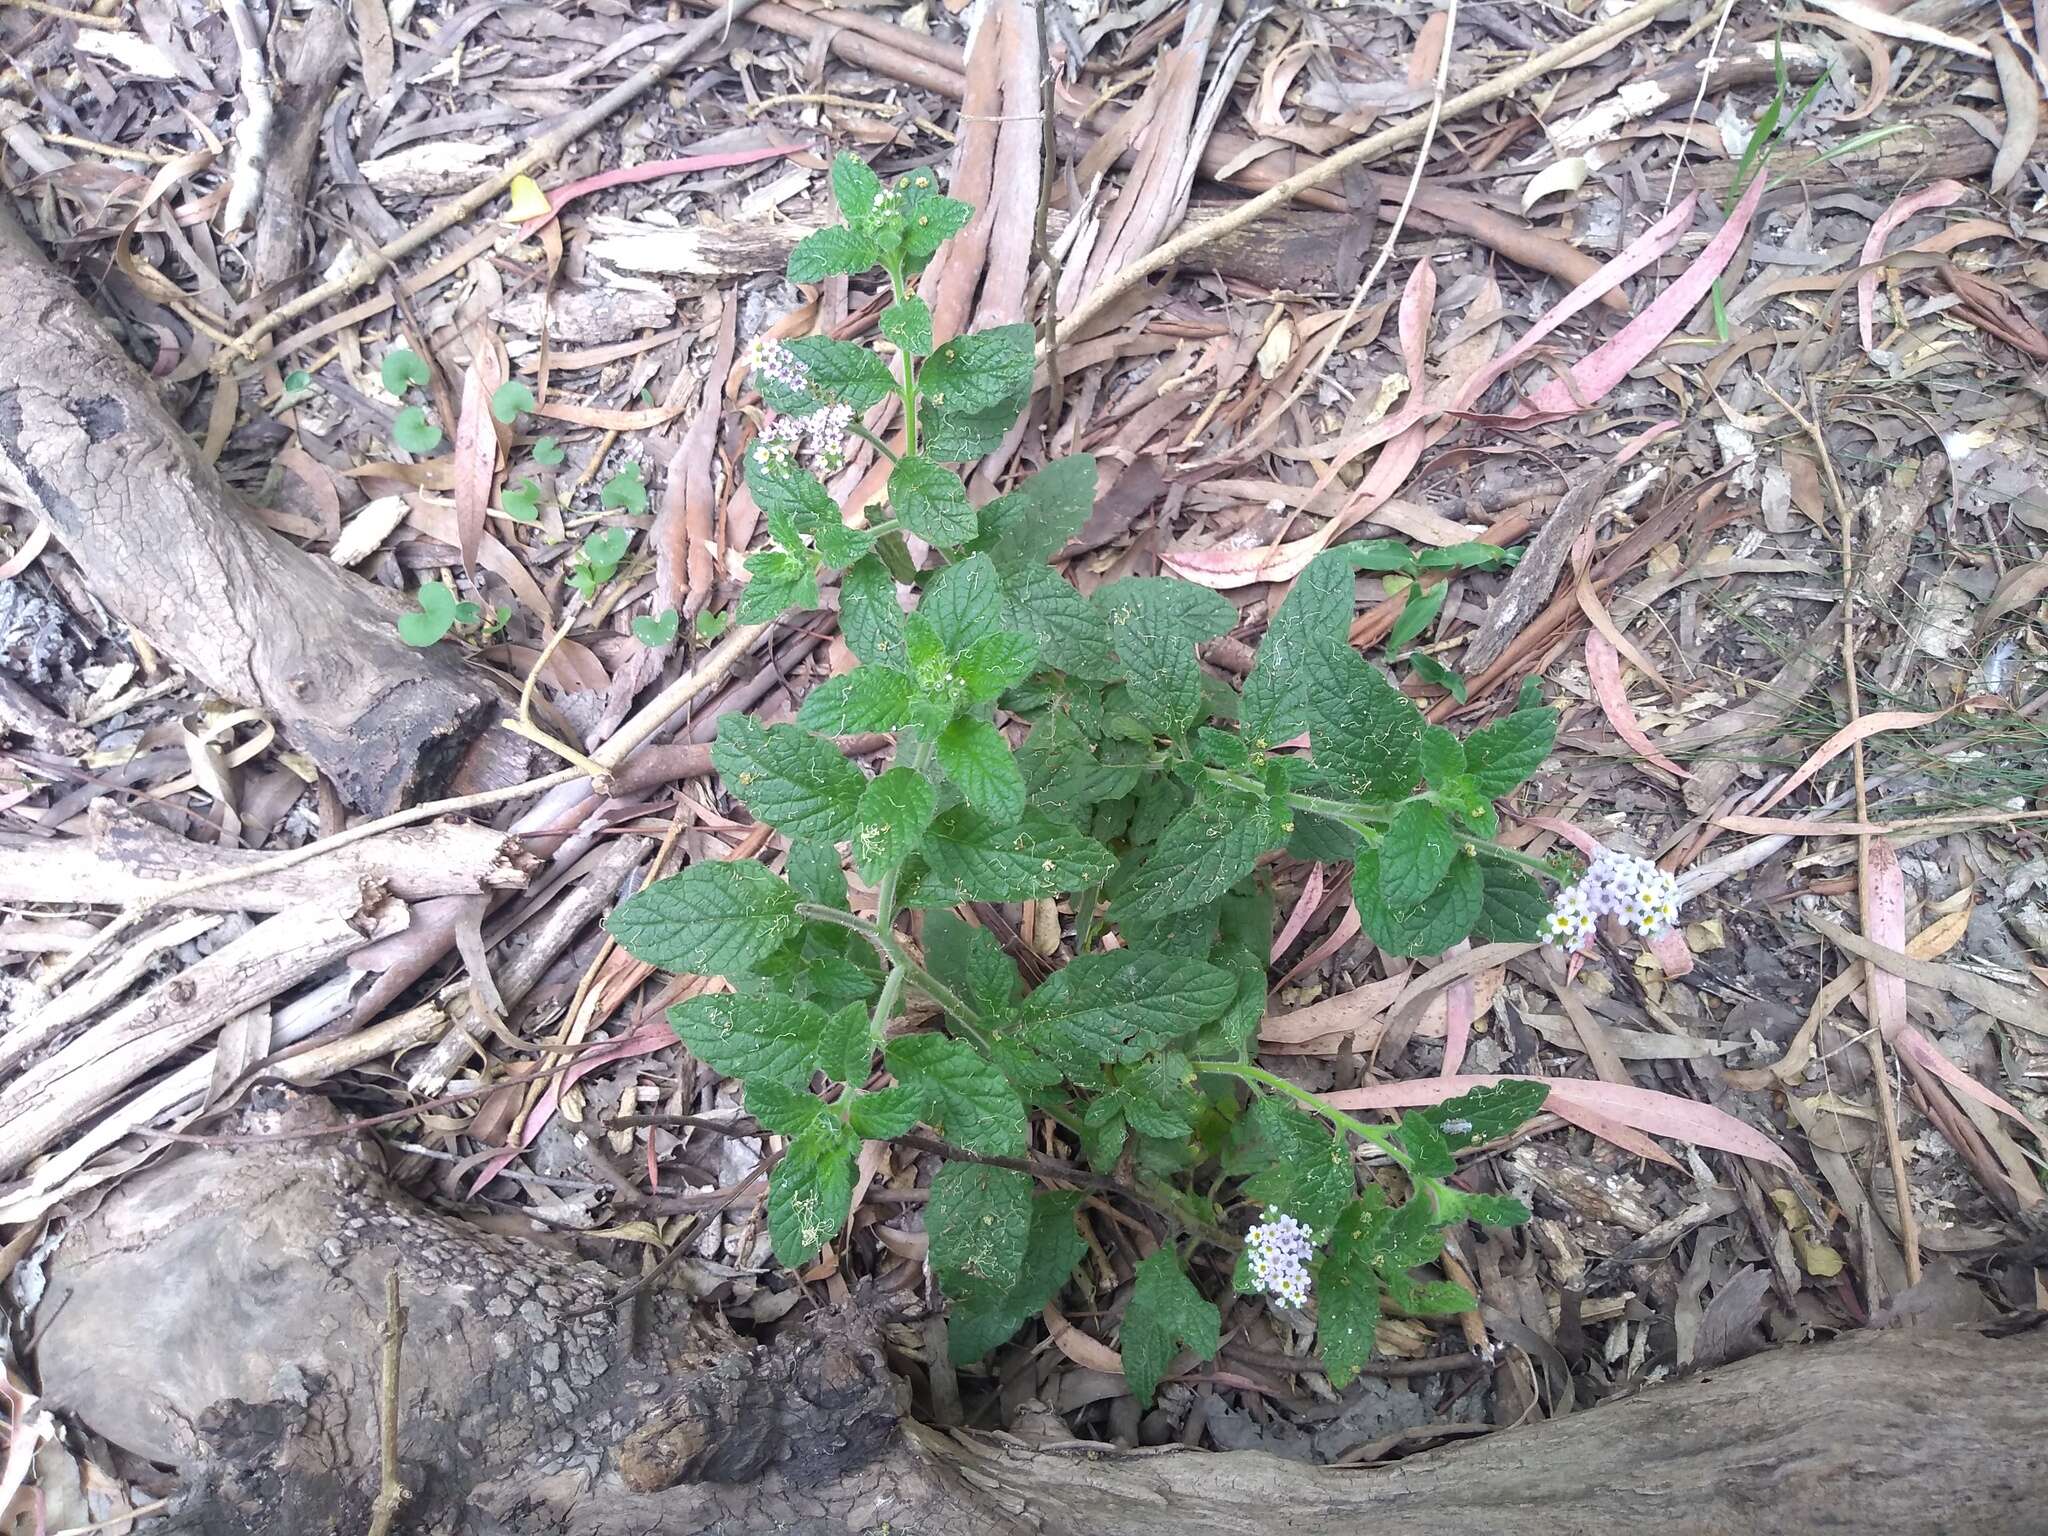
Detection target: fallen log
<box><xmin>32</xmin><ymin>1107</ymin><xmax>2048</xmax><ymax>1536</ymax></box>
<box><xmin>0</xmin><ymin>202</ymin><xmax>500</xmax><ymax>813</ymax></box>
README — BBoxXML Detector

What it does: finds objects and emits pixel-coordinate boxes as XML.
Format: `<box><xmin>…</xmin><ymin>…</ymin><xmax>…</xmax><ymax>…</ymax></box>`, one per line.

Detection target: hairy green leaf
<box><xmin>968</xmin><ymin>455</ymin><xmax>1097</xmax><ymax>568</ymax></box>
<box><xmin>917</xmin><ymin>324</ymin><xmax>1035</xmax><ymax>414</ymax></box>
<box><xmin>788</xmin><ymin>224</ymin><xmax>880</xmax><ymax>283</ymax></box>
<box><xmin>921</xmin><ymin>911</ymin><xmax>1022</xmax><ymax>1022</ymax></box>
<box><xmin>937</xmin><ymin>718</ymin><xmax>1026</xmax><ymax>824</ymax></box>
<box><xmin>947</xmin><ymin>1192</ymin><xmax>1085</xmax><ymax>1363</ymax></box>
<box><xmin>889</xmin><ymin>454</ymin><xmax>977</xmax><ymax>545</ymax></box>
<box><xmin>668</xmin><ymin>992</ymin><xmax>832</xmax><ymax>1089</ymax></box>
<box><xmin>739</xmin><ymin>550</ymin><xmax>818</xmax><ymax>622</ymax></box>
<box><xmin>818</xmin><ymin>1001</ymin><xmax>877</xmax><ymax>1087</ymax></box>
<box><xmin>1464</xmin><ymin>706</ymin><xmax>1556</xmax><ymax>798</ymax></box>
<box><xmin>796</xmin><ymin>667</ymin><xmax>915</xmax><ymax>735</ymax></box>
<box><xmin>830</xmin><ymin>152</ymin><xmax>883</xmax><ymax>222</ymax></box>
<box><xmin>606</xmin><ymin>861</ymin><xmax>798</xmax><ymax>976</ymax></box>
<box><xmin>742</xmin><ymin>1077</ymin><xmax>828</xmax><ymax>1136</ymax></box>
<box><xmin>784</xmin><ymin>336</ymin><xmax>897</xmax><ymax>410</ymax></box>
<box><xmin>1316</xmin><ymin>1198</ymin><xmax>1387</xmax><ymax>1388</ymax></box>
<box><xmin>927</xmin><ymin>1162</ymin><xmax>1034</xmax><ymax>1288</ymax></box>
<box><xmin>907</xmin><ymin>807</ymin><xmax>1116</xmax><ymax>904</ymax></box>
<box><xmin>1111</xmin><ymin>790</ymin><xmax>1270</xmax><ymax>922</ymax></box>
<box><xmin>916</xmin><ymin>553</ymin><xmax>1003</xmax><ymax>654</ymax></box>
<box><xmin>848</xmin><ymin>1083</ymin><xmax>923</xmax><ymax>1140</ymax></box>
<box><xmin>1228</xmin><ymin>1099</ymin><xmax>1356</xmax><ymax>1231</ymax></box>
<box><xmin>1475</xmin><ymin>861</ymin><xmax>1549</xmax><ymax>942</ymax></box>
<box><xmin>881</xmin><ymin>296</ymin><xmax>934</xmax><ymax>357</ymax></box>
<box><xmin>1120</xmin><ymin>1251</ymin><xmax>1220</xmax><ymax>1409</ymax></box>
<box><xmin>1353</xmin><ymin>847</ymin><xmax>1483</xmax><ymax>957</ymax></box>
<box><xmin>1018</xmin><ymin>950</ymin><xmax>1234</xmax><ymax>1067</ymax></box>
<box><xmin>886</xmin><ymin>1033</ymin><xmax>1027</xmax><ymax>1155</ymax></box>
<box><xmin>853</xmin><ymin>766</ymin><xmax>936</xmax><ymax>881</ymax></box>
<box><xmin>711</xmin><ymin>714</ymin><xmax>865</xmax><ymax>843</ymax></box>
<box><xmin>999</xmin><ymin>564</ymin><xmax>1118</xmax><ymax>680</ymax></box>
<box><xmin>1097</xmin><ymin>577</ymin><xmax>1237</xmax><ymax>737</ymax></box>
<box><xmin>1315</xmin><ymin>662</ymin><xmax>1424</xmax><ymax>802</ymax></box>
<box><xmin>1419</xmin><ymin>1079</ymin><xmax>1549</xmax><ymax>1150</ymax></box>
<box><xmin>767</xmin><ymin>1119</ymin><xmax>858</xmax><ymax>1266</ymax></box>
<box><xmin>1379</xmin><ymin>801</ymin><xmax>1458</xmax><ymax>907</ymax></box>
<box><xmin>838</xmin><ymin>556</ymin><xmax>907</xmax><ymax>669</ymax></box>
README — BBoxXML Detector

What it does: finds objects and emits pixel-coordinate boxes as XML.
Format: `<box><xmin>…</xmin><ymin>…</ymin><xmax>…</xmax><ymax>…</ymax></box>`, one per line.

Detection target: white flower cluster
<box><xmin>744</xmin><ymin>337</ymin><xmax>809</xmax><ymax>394</ymax></box>
<box><xmin>753</xmin><ymin>402</ymin><xmax>853</xmax><ymax>477</ymax></box>
<box><xmin>1245</xmin><ymin>1210</ymin><xmax>1317</xmax><ymax>1309</ymax></box>
<box><xmin>1543</xmin><ymin>848</ymin><xmax>1681</xmax><ymax>951</ymax></box>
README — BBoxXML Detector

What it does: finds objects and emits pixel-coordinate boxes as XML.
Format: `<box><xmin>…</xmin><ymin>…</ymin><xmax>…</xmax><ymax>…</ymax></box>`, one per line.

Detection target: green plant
<box><xmin>491</xmin><ymin>380</ymin><xmax>536</xmax><ymax>424</ymax></box>
<box><xmin>531</xmin><ymin>434</ymin><xmax>565</xmax><ymax>467</ymax></box>
<box><xmin>1712</xmin><ymin>39</ymin><xmax>1828</xmax><ymax>337</ymax></box>
<box><xmin>382</xmin><ymin>346</ymin><xmax>442</xmax><ymax>454</ymax></box>
<box><xmin>397</xmin><ymin>579</ymin><xmax>481</xmax><ymax>647</ymax></box>
<box><xmin>502</xmin><ymin>477</ymin><xmax>543</xmax><ymax>523</ymax></box>
<box><xmin>600</xmin><ymin>462</ymin><xmax>648</xmax><ymax>515</ymax></box>
<box><xmin>1353</xmin><ymin>538</ymin><xmax>1516</xmax><ymax>701</ymax></box>
<box><xmin>603</xmin><ymin>155</ymin><xmax>1576</xmax><ymax>1402</ymax></box>
<box><xmin>567</xmin><ymin>526</ymin><xmax>631</xmax><ymax>602</ymax></box>
<box><xmin>632</xmin><ymin>608</ymin><xmax>679</xmax><ymax>646</ymax></box>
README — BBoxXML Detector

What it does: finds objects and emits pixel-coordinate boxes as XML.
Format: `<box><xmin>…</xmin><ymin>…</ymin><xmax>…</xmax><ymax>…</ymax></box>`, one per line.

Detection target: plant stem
<box><xmin>793</xmin><ymin>901</ymin><xmax>989</xmax><ymax>1050</ymax></box>
<box><xmin>847</xmin><ymin>421</ymin><xmax>899</xmax><ymax>464</ymax></box>
<box><xmin>1192</xmin><ymin>1060</ymin><xmax>1413</xmax><ymax>1173</ymax></box>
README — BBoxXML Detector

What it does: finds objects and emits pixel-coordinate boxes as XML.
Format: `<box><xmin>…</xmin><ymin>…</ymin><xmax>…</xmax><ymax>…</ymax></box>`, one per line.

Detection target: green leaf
<box><xmin>818</xmin><ymin>1001</ymin><xmax>876</xmax><ymax>1087</ymax></box>
<box><xmin>838</xmin><ymin>556</ymin><xmax>907</xmax><ymax>668</ymax></box>
<box><xmin>742</xmin><ymin>1077</ymin><xmax>827</xmax><ymax>1136</ymax></box>
<box><xmin>1373</xmin><ymin>1195</ymin><xmax>1445</xmax><ymax>1270</ymax></box>
<box><xmin>380</xmin><ymin>346</ymin><xmax>428</xmax><ymax>394</ymax></box>
<box><xmin>580</xmin><ymin>526</ymin><xmax>631</xmax><ymax>577</ymax></box>
<box><xmin>889</xmin><ymin>454</ymin><xmax>977</xmax><ymax>545</ymax></box>
<box><xmin>1385</xmin><ymin>1273</ymin><xmax>1478</xmax><ymax>1315</ymax></box>
<box><xmin>739</xmin><ymin>549</ymin><xmax>818</xmax><ymax>622</ymax></box>
<box><xmin>490</xmin><ymin>379</ymin><xmax>535</xmax><ymax>423</ymax></box>
<box><xmin>397</xmin><ymin>580</ymin><xmax>463</xmax><ymax>647</ymax></box>
<box><xmin>927</xmin><ymin>1162</ymin><xmax>1034</xmax><ymax>1288</ymax></box>
<box><xmin>921</xmin><ymin>910</ymin><xmax>1022</xmax><ymax>1021</ymax></box>
<box><xmin>1395</xmin><ymin>1111</ymin><xmax>1456</xmax><ymax>1178</ymax></box>
<box><xmin>908</xmin><ymin>807</ymin><xmax>1116</xmax><ymax>904</ymax></box>
<box><xmin>1352</xmin><ymin>847</ymin><xmax>1483</xmax><ymax>957</ymax></box>
<box><xmin>1464</xmin><ymin>706</ymin><xmax>1556</xmax><ymax>797</ymax></box>
<box><xmin>797</xmin><ymin>668</ymin><xmax>915</xmax><ymax>733</ymax></box>
<box><xmin>947</xmin><ymin>1192</ymin><xmax>1085</xmax><ymax>1363</ymax></box>
<box><xmin>282</xmin><ymin>369</ymin><xmax>312</xmax><ymax>393</ymax></box>
<box><xmin>1451</xmin><ymin>1190</ymin><xmax>1532</xmax><ymax>1228</ymax></box>
<box><xmin>1239</xmin><ymin>547</ymin><xmax>1360</xmax><ymax>748</ymax></box>
<box><xmin>937</xmin><ymin>718</ymin><xmax>1025</xmax><ymax>824</ymax></box>
<box><xmin>767</xmin><ymin>1118</ymin><xmax>858</xmax><ymax>1266</ymax></box>
<box><xmin>1379</xmin><ymin>801</ymin><xmax>1457</xmax><ymax>907</ymax></box>
<box><xmin>886</xmin><ymin>1033</ymin><xmax>1026</xmax><ymax>1155</ymax></box>
<box><xmin>952</xmin><ymin>631</ymin><xmax>1040</xmax><ymax>702</ymax></box>
<box><xmin>1097</xmin><ymin>577</ymin><xmax>1238</xmax><ymax>737</ymax></box>
<box><xmin>784</xmin><ymin>336</ymin><xmax>898</xmax><ymax>410</ymax></box>
<box><xmin>916</xmin><ymin>553</ymin><xmax>1002</xmax><ymax>654</ymax></box>
<box><xmin>1348</xmin><ymin>539</ymin><xmax>1420</xmax><ymax>574</ymax></box>
<box><xmin>1418</xmin><ymin>727</ymin><xmax>1465</xmax><ymax>786</ymax></box>
<box><xmin>848</xmin><ymin>1083</ymin><xmax>923</xmax><ymax>1140</ymax></box>
<box><xmin>854</xmin><ymin>766</ymin><xmax>936</xmax><ymax>881</ymax></box>
<box><xmin>600</xmin><ymin>462</ymin><xmax>648</xmax><ymax>515</ymax></box>
<box><xmin>1120</xmin><ymin>1251</ymin><xmax>1220</xmax><ymax>1409</ymax></box>
<box><xmin>605</xmin><ymin>860</ymin><xmax>798</xmax><ymax>976</ymax></box>
<box><xmin>831</xmin><ymin>152</ymin><xmax>884</xmax><ymax>222</ymax></box>
<box><xmin>1475</xmin><ymin>861</ymin><xmax>1549</xmax><ymax>943</ymax></box>
<box><xmin>632</xmin><ymin>608</ymin><xmax>679</xmax><ymax>647</ymax></box>
<box><xmin>1405</xmin><ymin>650</ymin><xmax>1469</xmax><ymax>703</ymax></box>
<box><xmin>880</xmin><ymin>296</ymin><xmax>934</xmax><ymax>357</ymax></box>
<box><xmin>921</xmin><ymin>397</ymin><xmax>1024</xmax><ymax>461</ymax></box>
<box><xmin>501</xmin><ymin>476</ymin><xmax>541</xmax><ymax>523</ymax></box>
<box><xmin>1316</xmin><ymin>1198</ymin><xmax>1387</xmax><ymax>1388</ymax></box>
<box><xmin>1228</xmin><ymin>1100</ymin><xmax>1356</xmax><ymax>1231</ymax></box>
<box><xmin>1314</xmin><ymin>661</ymin><xmax>1424</xmax><ymax>802</ymax></box>
<box><xmin>788</xmin><ymin>224</ymin><xmax>880</xmax><ymax>283</ymax></box>
<box><xmin>1385</xmin><ymin>581</ymin><xmax>1447</xmax><ymax>650</ymax></box>
<box><xmin>967</xmin><ymin>455</ymin><xmax>1097</xmax><ymax>568</ymax></box>
<box><xmin>918</xmin><ymin>324</ymin><xmax>1036</xmax><ymax>414</ymax></box>
<box><xmin>1419</xmin><ymin>1078</ymin><xmax>1549</xmax><ymax>1151</ymax></box>
<box><xmin>711</xmin><ymin>714</ymin><xmax>866</xmax><ymax>843</ymax></box>
<box><xmin>530</xmin><ymin>434</ymin><xmax>565</xmax><ymax>466</ymax></box>
<box><xmin>1111</xmin><ymin>790</ymin><xmax>1270</xmax><ymax>922</ymax></box>
<box><xmin>1415</xmin><ymin>541</ymin><xmax>1511</xmax><ymax>572</ymax></box>
<box><xmin>747</xmin><ymin>453</ymin><xmax>838</xmax><ymax>529</ymax></box>
<box><xmin>668</xmin><ymin>992</ymin><xmax>833</xmax><ymax>1089</ymax></box>
<box><xmin>902</xmin><ymin>194</ymin><xmax>973</xmax><ymax>262</ymax></box>
<box><xmin>1018</xmin><ymin>949</ymin><xmax>1234</xmax><ymax>1067</ymax></box>
<box><xmin>391</xmin><ymin>405</ymin><xmax>442</xmax><ymax>455</ymax></box>
<box><xmin>999</xmin><ymin>564</ymin><xmax>1117</xmax><ymax>680</ymax></box>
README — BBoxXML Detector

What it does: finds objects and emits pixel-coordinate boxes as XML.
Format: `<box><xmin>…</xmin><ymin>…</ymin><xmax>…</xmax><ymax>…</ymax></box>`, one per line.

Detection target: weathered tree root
<box><xmin>0</xmin><ymin>203</ymin><xmax>499</xmax><ymax>813</ymax></box>
<box><xmin>32</xmin><ymin>1099</ymin><xmax>2048</xmax><ymax>1535</ymax></box>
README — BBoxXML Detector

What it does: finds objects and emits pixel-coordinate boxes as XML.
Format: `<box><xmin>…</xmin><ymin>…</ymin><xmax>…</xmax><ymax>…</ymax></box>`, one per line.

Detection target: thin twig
<box><xmin>366</xmin><ymin>1272</ymin><xmax>407</xmax><ymax>1536</ymax></box>
<box><xmin>1058</xmin><ymin>0</ymin><xmax>1686</xmax><ymax>341</ymax></box>
<box><xmin>217</xmin><ymin>0</ymin><xmax>274</xmax><ymax>234</ymax></box>
<box><xmin>1032</xmin><ymin>0</ymin><xmax>1066</xmax><ymax>426</ymax></box>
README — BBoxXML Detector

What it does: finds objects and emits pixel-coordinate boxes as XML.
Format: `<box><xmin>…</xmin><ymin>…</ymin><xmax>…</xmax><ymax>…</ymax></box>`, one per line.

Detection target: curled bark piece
<box><xmin>0</xmin><ymin>204</ymin><xmax>500</xmax><ymax>813</ymax></box>
<box><xmin>32</xmin><ymin>1111</ymin><xmax>2048</xmax><ymax>1535</ymax></box>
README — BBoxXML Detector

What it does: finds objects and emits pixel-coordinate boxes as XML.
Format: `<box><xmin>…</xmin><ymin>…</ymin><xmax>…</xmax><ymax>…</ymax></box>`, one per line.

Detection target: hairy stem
<box><xmin>1192</xmin><ymin>1060</ymin><xmax>1413</xmax><ymax>1173</ymax></box>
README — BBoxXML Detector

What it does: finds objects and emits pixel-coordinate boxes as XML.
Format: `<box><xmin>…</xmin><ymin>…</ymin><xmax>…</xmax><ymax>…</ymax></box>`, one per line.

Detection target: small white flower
<box><xmin>1544</xmin><ymin>847</ymin><xmax>1682</xmax><ymax>950</ymax></box>
<box><xmin>1245</xmin><ymin>1210</ymin><xmax>1317</xmax><ymax>1310</ymax></box>
<box><xmin>744</xmin><ymin>337</ymin><xmax>809</xmax><ymax>394</ymax></box>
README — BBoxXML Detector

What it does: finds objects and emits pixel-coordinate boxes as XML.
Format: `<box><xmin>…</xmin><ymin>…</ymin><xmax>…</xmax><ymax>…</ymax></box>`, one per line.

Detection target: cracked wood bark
<box><xmin>0</xmin><ymin>201</ymin><xmax>499</xmax><ymax>813</ymax></box>
<box><xmin>32</xmin><ymin>1107</ymin><xmax>2048</xmax><ymax>1536</ymax></box>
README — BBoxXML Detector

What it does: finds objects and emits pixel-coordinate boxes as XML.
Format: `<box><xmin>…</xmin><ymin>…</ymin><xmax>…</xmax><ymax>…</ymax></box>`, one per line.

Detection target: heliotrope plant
<box><xmin>605</xmin><ymin>155</ymin><xmax>1678</xmax><ymax>1403</ymax></box>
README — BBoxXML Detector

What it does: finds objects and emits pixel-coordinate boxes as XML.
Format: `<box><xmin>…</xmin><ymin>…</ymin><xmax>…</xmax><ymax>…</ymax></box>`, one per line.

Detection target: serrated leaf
<box><xmin>1120</xmin><ymin>1251</ymin><xmax>1220</xmax><ymax>1409</ymax></box>
<box><xmin>711</xmin><ymin>714</ymin><xmax>865</xmax><ymax>842</ymax></box>
<box><xmin>886</xmin><ymin>1033</ymin><xmax>1026</xmax><ymax>1154</ymax></box>
<box><xmin>918</xmin><ymin>324</ymin><xmax>1035</xmax><ymax>414</ymax></box>
<box><xmin>1385</xmin><ymin>1273</ymin><xmax>1478</xmax><ymax>1315</ymax></box>
<box><xmin>767</xmin><ymin>1119</ymin><xmax>858</xmax><ymax>1266</ymax></box>
<box><xmin>1395</xmin><ymin>1111</ymin><xmax>1456</xmax><ymax>1178</ymax></box>
<box><xmin>788</xmin><ymin>224</ymin><xmax>880</xmax><ymax>283</ymax></box>
<box><xmin>1240</xmin><ymin>548</ymin><xmax>1359</xmax><ymax>748</ymax></box>
<box><xmin>818</xmin><ymin>1001</ymin><xmax>877</xmax><ymax>1086</ymax></box>
<box><xmin>967</xmin><ymin>455</ymin><xmax>1097</xmax><ymax>568</ymax></box>
<box><xmin>668</xmin><ymin>992</ymin><xmax>833</xmax><ymax>1089</ymax></box>
<box><xmin>747</xmin><ymin>453</ymin><xmax>838</xmax><ymax>530</ymax></box>
<box><xmin>1379</xmin><ymin>801</ymin><xmax>1458</xmax><ymax>907</ymax></box>
<box><xmin>739</xmin><ymin>549</ymin><xmax>818</xmax><ymax>622</ymax></box>
<box><xmin>921</xmin><ymin>910</ymin><xmax>1022</xmax><ymax>1022</ymax></box>
<box><xmin>903</xmin><ymin>194</ymin><xmax>973</xmax><ymax>261</ymax></box>
<box><xmin>848</xmin><ymin>1083</ymin><xmax>923</xmax><ymax>1140</ymax></box>
<box><xmin>937</xmin><ymin>718</ymin><xmax>1025</xmax><ymax>824</ymax></box>
<box><xmin>1111</xmin><ymin>790</ymin><xmax>1270</xmax><ymax>922</ymax></box>
<box><xmin>839</xmin><ymin>556</ymin><xmax>907</xmax><ymax>669</ymax></box>
<box><xmin>831</xmin><ymin>152</ymin><xmax>883</xmax><ymax>223</ymax></box>
<box><xmin>921</xmin><ymin>397</ymin><xmax>1023</xmax><ymax>461</ymax></box>
<box><xmin>1315</xmin><ymin>663</ymin><xmax>1424</xmax><ymax>802</ymax></box>
<box><xmin>1464</xmin><ymin>706</ymin><xmax>1556</xmax><ymax>797</ymax></box>
<box><xmin>1229</xmin><ymin>1100</ymin><xmax>1356</xmax><ymax>1231</ymax></box>
<box><xmin>1316</xmin><ymin>1198</ymin><xmax>1387</xmax><ymax>1388</ymax></box>
<box><xmin>916</xmin><ymin>553</ymin><xmax>1002</xmax><ymax>654</ymax></box>
<box><xmin>853</xmin><ymin>766</ymin><xmax>935</xmax><ymax>881</ymax></box>
<box><xmin>952</xmin><ymin>631</ymin><xmax>1040</xmax><ymax>702</ymax></box>
<box><xmin>742</xmin><ymin>1077</ymin><xmax>828</xmax><ymax>1136</ymax></box>
<box><xmin>797</xmin><ymin>668</ymin><xmax>915</xmax><ymax>733</ymax></box>
<box><xmin>947</xmin><ymin>1192</ymin><xmax>1086</xmax><ymax>1363</ymax></box>
<box><xmin>927</xmin><ymin>1162</ymin><xmax>1034</xmax><ymax>1288</ymax></box>
<box><xmin>1352</xmin><ymin>847</ymin><xmax>1482</xmax><ymax>957</ymax></box>
<box><xmin>606</xmin><ymin>861</ymin><xmax>798</xmax><ymax>976</ymax></box>
<box><xmin>1418</xmin><ymin>726</ymin><xmax>1465</xmax><ymax>786</ymax></box>
<box><xmin>907</xmin><ymin>807</ymin><xmax>1116</xmax><ymax>904</ymax></box>
<box><xmin>999</xmin><ymin>564</ymin><xmax>1118</xmax><ymax>679</ymax></box>
<box><xmin>1419</xmin><ymin>1079</ymin><xmax>1549</xmax><ymax>1150</ymax></box>
<box><xmin>889</xmin><ymin>454</ymin><xmax>977</xmax><ymax>545</ymax></box>
<box><xmin>881</xmin><ymin>295</ymin><xmax>933</xmax><ymax>356</ymax></box>
<box><xmin>1018</xmin><ymin>950</ymin><xmax>1233</xmax><ymax>1067</ymax></box>
<box><xmin>1475</xmin><ymin>861</ymin><xmax>1549</xmax><ymax>943</ymax></box>
<box><xmin>1451</xmin><ymin>1190</ymin><xmax>1532</xmax><ymax>1228</ymax></box>
<box><xmin>1373</xmin><ymin>1193</ymin><xmax>1445</xmax><ymax>1271</ymax></box>
<box><xmin>1097</xmin><ymin>577</ymin><xmax>1237</xmax><ymax>737</ymax></box>
<box><xmin>784</xmin><ymin>336</ymin><xmax>897</xmax><ymax>410</ymax></box>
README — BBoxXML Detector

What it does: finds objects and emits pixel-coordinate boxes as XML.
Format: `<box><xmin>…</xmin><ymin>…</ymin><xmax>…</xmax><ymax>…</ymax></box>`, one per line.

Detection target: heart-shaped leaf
<box><xmin>501</xmin><ymin>477</ymin><xmax>541</xmax><ymax>523</ymax></box>
<box><xmin>398</xmin><ymin>580</ymin><xmax>460</xmax><ymax>646</ymax></box>
<box><xmin>531</xmin><ymin>435</ymin><xmax>565</xmax><ymax>466</ymax></box>
<box><xmin>582</xmin><ymin>526</ymin><xmax>631</xmax><ymax>577</ymax></box>
<box><xmin>600</xmin><ymin>462</ymin><xmax>647</xmax><ymax>515</ymax></box>
<box><xmin>381</xmin><ymin>347</ymin><xmax>429</xmax><ymax>395</ymax></box>
<box><xmin>490</xmin><ymin>380</ymin><xmax>536</xmax><ymax>423</ymax></box>
<box><xmin>632</xmin><ymin>608</ymin><xmax>680</xmax><ymax>646</ymax></box>
<box><xmin>392</xmin><ymin>405</ymin><xmax>442</xmax><ymax>455</ymax></box>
